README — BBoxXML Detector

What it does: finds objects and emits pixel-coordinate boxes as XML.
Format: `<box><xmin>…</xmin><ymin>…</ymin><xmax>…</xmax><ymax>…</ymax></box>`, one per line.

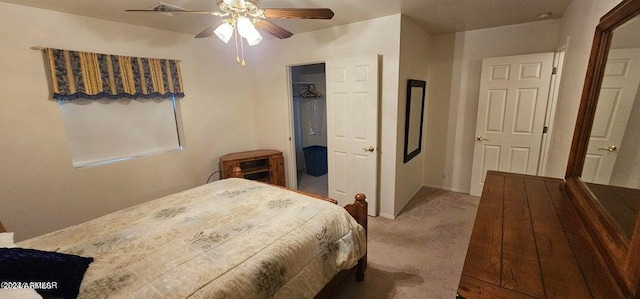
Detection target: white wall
<box><xmin>395</xmin><ymin>16</ymin><xmax>430</xmax><ymax>215</ymax></box>
<box><xmin>249</xmin><ymin>15</ymin><xmax>401</xmax><ymax>216</ymax></box>
<box><xmin>0</xmin><ymin>3</ymin><xmax>256</xmax><ymax>240</ymax></box>
<box><xmin>424</xmin><ymin>20</ymin><xmax>561</xmax><ymax>192</ymax></box>
<box><xmin>423</xmin><ymin>34</ymin><xmax>455</xmax><ymax>190</ymax></box>
<box><xmin>545</xmin><ymin>0</ymin><xmax>623</xmax><ymax>178</ymax></box>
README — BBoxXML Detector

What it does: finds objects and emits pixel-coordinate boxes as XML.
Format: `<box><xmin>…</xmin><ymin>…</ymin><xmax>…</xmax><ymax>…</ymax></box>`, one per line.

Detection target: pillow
<box><xmin>0</xmin><ymin>248</ymin><xmax>93</xmax><ymax>299</ymax></box>
<box><xmin>0</xmin><ymin>232</ymin><xmax>15</xmax><ymax>248</ymax></box>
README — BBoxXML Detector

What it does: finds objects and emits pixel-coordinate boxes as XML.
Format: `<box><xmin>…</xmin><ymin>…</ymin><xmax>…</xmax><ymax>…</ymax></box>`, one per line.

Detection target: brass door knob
<box><xmin>598</xmin><ymin>145</ymin><xmax>618</xmax><ymax>152</ymax></box>
<box><xmin>363</xmin><ymin>146</ymin><xmax>375</xmax><ymax>152</ymax></box>
<box><xmin>476</xmin><ymin>136</ymin><xmax>490</xmax><ymax>141</ymax></box>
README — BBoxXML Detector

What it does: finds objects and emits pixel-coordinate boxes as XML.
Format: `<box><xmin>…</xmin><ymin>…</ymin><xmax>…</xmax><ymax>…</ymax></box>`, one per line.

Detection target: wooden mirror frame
<box><xmin>565</xmin><ymin>0</ymin><xmax>640</xmax><ymax>295</ymax></box>
<box><xmin>403</xmin><ymin>79</ymin><xmax>426</xmax><ymax>163</ymax></box>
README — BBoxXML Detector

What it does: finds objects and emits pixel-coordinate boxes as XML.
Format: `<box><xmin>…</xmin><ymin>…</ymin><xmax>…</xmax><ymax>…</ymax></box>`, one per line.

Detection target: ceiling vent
<box><xmin>147</xmin><ymin>2</ymin><xmax>188</xmax><ymax>15</ymax></box>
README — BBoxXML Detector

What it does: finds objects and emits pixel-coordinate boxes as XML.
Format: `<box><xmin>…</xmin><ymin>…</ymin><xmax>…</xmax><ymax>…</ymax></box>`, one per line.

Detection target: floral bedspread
<box><xmin>17</xmin><ymin>178</ymin><xmax>366</xmax><ymax>298</ymax></box>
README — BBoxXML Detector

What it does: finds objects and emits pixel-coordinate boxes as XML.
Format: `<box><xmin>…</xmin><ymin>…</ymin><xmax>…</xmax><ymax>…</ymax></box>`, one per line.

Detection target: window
<box><xmin>59</xmin><ymin>97</ymin><xmax>182</xmax><ymax>168</ymax></box>
<box><xmin>40</xmin><ymin>48</ymin><xmax>186</xmax><ymax>167</ymax></box>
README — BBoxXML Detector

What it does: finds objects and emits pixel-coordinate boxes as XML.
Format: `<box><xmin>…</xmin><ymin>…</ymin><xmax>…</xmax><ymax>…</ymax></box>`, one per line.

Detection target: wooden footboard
<box><xmin>345</xmin><ymin>193</ymin><xmax>368</xmax><ymax>281</ymax></box>
<box><xmin>313</xmin><ymin>193</ymin><xmax>368</xmax><ymax>298</ymax></box>
<box><xmin>228</xmin><ymin>167</ymin><xmax>368</xmax><ymax>296</ymax></box>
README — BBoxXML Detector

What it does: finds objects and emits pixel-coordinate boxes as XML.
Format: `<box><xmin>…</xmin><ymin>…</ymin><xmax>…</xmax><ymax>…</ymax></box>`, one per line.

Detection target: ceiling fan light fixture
<box><xmin>236</xmin><ymin>16</ymin><xmax>262</xmax><ymax>45</ymax></box>
<box><xmin>126</xmin><ymin>0</ymin><xmax>333</xmax><ymax>66</ymax></box>
<box><xmin>223</xmin><ymin>0</ymin><xmax>246</xmax><ymax>9</ymax></box>
<box><xmin>245</xmin><ymin>30</ymin><xmax>262</xmax><ymax>46</ymax></box>
<box><xmin>214</xmin><ymin>21</ymin><xmax>234</xmax><ymax>43</ymax></box>
<box><xmin>236</xmin><ymin>16</ymin><xmax>254</xmax><ymax>37</ymax></box>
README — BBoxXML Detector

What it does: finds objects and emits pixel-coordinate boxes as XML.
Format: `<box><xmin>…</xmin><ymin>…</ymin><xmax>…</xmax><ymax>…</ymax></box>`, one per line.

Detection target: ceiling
<box><xmin>0</xmin><ymin>0</ymin><xmax>573</xmax><ymax>37</ymax></box>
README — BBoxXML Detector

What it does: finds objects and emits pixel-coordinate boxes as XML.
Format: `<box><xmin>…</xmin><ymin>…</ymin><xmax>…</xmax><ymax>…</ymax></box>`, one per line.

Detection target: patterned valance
<box><xmin>43</xmin><ymin>48</ymin><xmax>184</xmax><ymax>101</ymax></box>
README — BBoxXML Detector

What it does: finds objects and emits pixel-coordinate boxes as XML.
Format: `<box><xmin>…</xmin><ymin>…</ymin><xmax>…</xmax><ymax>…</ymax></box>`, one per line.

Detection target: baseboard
<box><xmin>423</xmin><ymin>183</ymin><xmax>470</xmax><ymax>194</ymax></box>
<box><xmin>380</xmin><ymin>184</ymin><xmax>473</xmax><ymax>220</ymax></box>
<box><xmin>379</xmin><ymin>213</ymin><xmax>395</xmax><ymax>219</ymax></box>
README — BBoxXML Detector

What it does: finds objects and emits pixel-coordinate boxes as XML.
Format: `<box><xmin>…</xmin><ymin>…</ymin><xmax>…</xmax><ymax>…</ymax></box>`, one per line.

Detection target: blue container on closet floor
<box><xmin>303</xmin><ymin>145</ymin><xmax>328</xmax><ymax>177</ymax></box>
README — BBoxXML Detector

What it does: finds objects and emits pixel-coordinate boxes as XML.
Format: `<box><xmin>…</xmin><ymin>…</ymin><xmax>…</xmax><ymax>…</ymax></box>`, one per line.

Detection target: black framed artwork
<box><xmin>403</xmin><ymin>79</ymin><xmax>426</xmax><ymax>163</ymax></box>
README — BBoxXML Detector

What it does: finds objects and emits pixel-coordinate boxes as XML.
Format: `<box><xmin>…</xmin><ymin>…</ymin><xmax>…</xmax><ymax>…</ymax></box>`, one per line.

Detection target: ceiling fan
<box><xmin>126</xmin><ymin>0</ymin><xmax>334</xmax><ymax>66</ymax></box>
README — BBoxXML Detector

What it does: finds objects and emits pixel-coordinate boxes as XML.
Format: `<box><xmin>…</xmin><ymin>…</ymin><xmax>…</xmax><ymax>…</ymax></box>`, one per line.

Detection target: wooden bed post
<box><xmin>346</xmin><ymin>193</ymin><xmax>368</xmax><ymax>281</ymax></box>
<box><xmin>230</xmin><ymin>166</ymin><xmax>244</xmax><ymax>178</ymax></box>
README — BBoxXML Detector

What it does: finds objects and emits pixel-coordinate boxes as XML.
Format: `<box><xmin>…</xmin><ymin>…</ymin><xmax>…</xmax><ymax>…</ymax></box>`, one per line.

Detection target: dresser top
<box><xmin>219</xmin><ymin>149</ymin><xmax>282</xmax><ymax>161</ymax></box>
<box><xmin>458</xmin><ymin>171</ymin><xmax>624</xmax><ymax>298</ymax></box>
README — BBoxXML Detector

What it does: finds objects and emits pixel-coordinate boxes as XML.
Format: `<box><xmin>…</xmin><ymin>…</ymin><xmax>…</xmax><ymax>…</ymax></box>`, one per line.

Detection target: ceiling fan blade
<box><xmin>125</xmin><ymin>9</ymin><xmax>217</xmax><ymax>15</ymax></box>
<box><xmin>195</xmin><ymin>26</ymin><xmax>213</xmax><ymax>38</ymax></box>
<box><xmin>195</xmin><ymin>20</ymin><xmax>227</xmax><ymax>38</ymax></box>
<box><xmin>263</xmin><ymin>8</ymin><xmax>334</xmax><ymax>19</ymax></box>
<box><xmin>254</xmin><ymin>20</ymin><xmax>293</xmax><ymax>39</ymax></box>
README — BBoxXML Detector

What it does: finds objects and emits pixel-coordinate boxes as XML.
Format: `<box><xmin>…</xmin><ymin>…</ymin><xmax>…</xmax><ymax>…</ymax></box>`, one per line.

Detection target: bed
<box><xmin>0</xmin><ymin>167</ymin><xmax>367</xmax><ymax>298</ymax></box>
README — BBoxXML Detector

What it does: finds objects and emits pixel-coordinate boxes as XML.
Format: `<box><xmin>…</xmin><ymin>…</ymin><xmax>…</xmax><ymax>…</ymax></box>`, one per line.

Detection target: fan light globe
<box><xmin>236</xmin><ymin>16</ymin><xmax>254</xmax><ymax>38</ymax></box>
<box><xmin>236</xmin><ymin>16</ymin><xmax>262</xmax><ymax>46</ymax></box>
<box><xmin>246</xmin><ymin>31</ymin><xmax>262</xmax><ymax>46</ymax></box>
<box><xmin>214</xmin><ymin>22</ymin><xmax>234</xmax><ymax>43</ymax></box>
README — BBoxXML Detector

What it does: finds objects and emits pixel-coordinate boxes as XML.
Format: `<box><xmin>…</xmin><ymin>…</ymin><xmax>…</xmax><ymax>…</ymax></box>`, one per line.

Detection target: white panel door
<box><xmin>582</xmin><ymin>48</ymin><xmax>640</xmax><ymax>184</ymax></box>
<box><xmin>326</xmin><ymin>55</ymin><xmax>378</xmax><ymax>215</ymax></box>
<box><xmin>469</xmin><ymin>53</ymin><xmax>554</xmax><ymax>196</ymax></box>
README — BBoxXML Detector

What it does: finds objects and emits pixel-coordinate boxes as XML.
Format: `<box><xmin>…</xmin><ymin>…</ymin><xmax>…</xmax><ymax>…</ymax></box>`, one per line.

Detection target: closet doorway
<box><xmin>290</xmin><ymin>63</ymin><xmax>328</xmax><ymax>197</ymax></box>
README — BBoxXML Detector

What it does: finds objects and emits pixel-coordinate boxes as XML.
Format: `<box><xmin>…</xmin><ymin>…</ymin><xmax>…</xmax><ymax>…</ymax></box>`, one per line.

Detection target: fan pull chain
<box><xmin>231</xmin><ymin>25</ymin><xmax>246</xmax><ymax>67</ymax></box>
<box><xmin>240</xmin><ymin>36</ymin><xmax>246</xmax><ymax>67</ymax></box>
<box><xmin>234</xmin><ymin>26</ymin><xmax>241</xmax><ymax>65</ymax></box>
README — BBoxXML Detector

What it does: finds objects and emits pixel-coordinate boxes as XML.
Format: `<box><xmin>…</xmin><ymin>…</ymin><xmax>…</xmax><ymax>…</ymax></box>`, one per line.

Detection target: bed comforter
<box><xmin>17</xmin><ymin>178</ymin><xmax>366</xmax><ymax>298</ymax></box>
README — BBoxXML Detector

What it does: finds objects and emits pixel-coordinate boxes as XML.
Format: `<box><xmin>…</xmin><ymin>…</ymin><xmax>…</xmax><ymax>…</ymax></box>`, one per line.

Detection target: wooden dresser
<box><xmin>457</xmin><ymin>171</ymin><xmax>623</xmax><ymax>298</ymax></box>
<box><xmin>219</xmin><ymin>149</ymin><xmax>285</xmax><ymax>187</ymax></box>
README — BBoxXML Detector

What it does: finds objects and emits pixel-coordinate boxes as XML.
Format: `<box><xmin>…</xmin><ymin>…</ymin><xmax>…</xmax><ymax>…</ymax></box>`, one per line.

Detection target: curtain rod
<box><xmin>30</xmin><ymin>46</ymin><xmax>182</xmax><ymax>62</ymax></box>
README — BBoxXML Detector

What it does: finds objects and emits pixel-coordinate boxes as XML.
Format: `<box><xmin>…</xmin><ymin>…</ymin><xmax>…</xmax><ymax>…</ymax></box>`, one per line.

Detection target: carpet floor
<box><xmin>298</xmin><ymin>173</ymin><xmax>328</xmax><ymax>197</ymax></box>
<box><xmin>334</xmin><ymin>187</ymin><xmax>479</xmax><ymax>298</ymax></box>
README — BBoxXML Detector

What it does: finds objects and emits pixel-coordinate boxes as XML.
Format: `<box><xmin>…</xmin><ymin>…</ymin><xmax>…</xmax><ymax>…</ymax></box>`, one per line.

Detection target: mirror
<box><xmin>403</xmin><ymin>79</ymin><xmax>426</xmax><ymax>163</ymax></box>
<box><xmin>580</xmin><ymin>14</ymin><xmax>640</xmax><ymax>239</ymax></box>
<box><xmin>566</xmin><ymin>0</ymin><xmax>640</xmax><ymax>295</ymax></box>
